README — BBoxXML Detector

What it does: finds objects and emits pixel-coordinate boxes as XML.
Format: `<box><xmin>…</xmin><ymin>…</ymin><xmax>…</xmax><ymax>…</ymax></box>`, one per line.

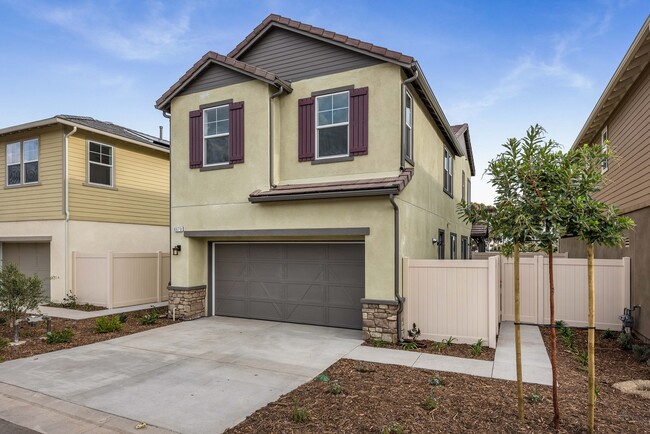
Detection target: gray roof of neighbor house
<box><xmin>0</xmin><ymin>115</ymin><xmax>169</xmax><ymax>152</ymax></box>
<box><xmin>451</xmin><ymin>123</ymin><xmax>476</xmax><ymax>176</ymax></box>
<box><xmin>573</xmin><ymin>15</ymin><xmax>650</xmax><ymax>148</ymax></box>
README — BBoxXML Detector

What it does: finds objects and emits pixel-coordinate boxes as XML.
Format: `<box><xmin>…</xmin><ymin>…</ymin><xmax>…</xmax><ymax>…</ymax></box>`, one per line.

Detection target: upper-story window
<box><xmin>6</xmin><ymin>139</ymin><xmax>38</xmax><ymax>186</ymax></box>
<box><xmin>450</xmin><ymin>233</ymin><xmax>457</xmax><ymax>259</ymax></box>
<box><xmin>443</xmin><ymin>147</ymin><xmax>453</xmax><ymax>196</ymax></box>
<box><xmin>601</xmin><ymin>127</ymin><xmax>608</xmax><ymax>173</ymax></box>
<box><xmin>316</xmin><ymin>91</ymin><xmax>349</xmax><ymax>159</ymax></box>
<box><xmin>88</xmin><ymin>141</ymin><xmax>113</xmax><ymax>187</ymax></box>
<box><xmin>204</xmin><ymin>105</ymin><xmax>230</xmax><ymax>166</ymax></box>
<box><xmin>467</xmin><ymin>179</ymin><xmax>471</xmax><ymax>205</ymax></box>
<box><xmin>461</xmin><ymin>170</ymin><xmax>466</xmax><ymax>202</ymax></box>
<box><xmin>405</xmin><ymin>90</ymin><xmax>413</xmax><ymax>161</ymax></box>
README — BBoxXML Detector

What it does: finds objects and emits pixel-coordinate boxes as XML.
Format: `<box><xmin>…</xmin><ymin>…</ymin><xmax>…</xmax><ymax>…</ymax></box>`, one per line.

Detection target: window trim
<box><xmin>315</xmin><ymin>90</ymin><xmax>350</xmax><ymax>160</ymax></box>
<box><xmin>601</xmin><ymin>127</ymin><xmax>608</xmax><ymax>173</ymax></box>
<box><xmin>461</xmin><ymin>235</ymin><xmax>469</xmax><ymax>260</ymax></box>
<box><xmin>203</xmin><ymin>104</ymin><xmax>230</xmax><ymax>168</ymax></box>
<box><xmin>438</xmin><ymin>229</ymin><xmax>445</xmax><ymax>259</ymax></box>
<box><xmin>443</xmin><ymin>147</ymin><xmax>454</xmax><ymax>197</ymax></box>
<box><xmin>450</xmin><ymin>232</ymin><xmax>457</xmax><ymax>259</ymax></box>
<box><xmin>404</xmin><ymin>89</ymin><xmax>414</xmax><ymax>163</ymax></box>
<box><xmin>461</xmin><ymin>170</ymin><xmax>466</xmax><ymax>202</ymax></box>
<box><xmin>467</xmin><ymin>179</ymin><xmax>471</xmax><ymax>205</ymax></box>
<box><xmin>6</xmin><ymin>138</ymin><xmax>39</xmax><ymax>187</ymax></box>
<box><xmin>87</xmin><ymin>140</ymin><xmax>114</xmax><ymax>188</ymax></box>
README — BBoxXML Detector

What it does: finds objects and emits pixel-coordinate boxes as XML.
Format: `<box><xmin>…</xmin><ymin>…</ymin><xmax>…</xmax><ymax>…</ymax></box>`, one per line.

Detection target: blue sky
<box><xmin>0</xmin><ymin>0</ymin><xmax>647</xmax><ymax>203</ymax></box>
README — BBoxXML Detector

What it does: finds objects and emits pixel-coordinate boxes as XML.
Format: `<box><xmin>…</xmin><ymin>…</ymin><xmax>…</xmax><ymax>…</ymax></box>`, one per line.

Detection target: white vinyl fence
<box><xmin>72</xmin><ymin>251</ymin><xmax>170</xmax><ymax>308</ymax></box>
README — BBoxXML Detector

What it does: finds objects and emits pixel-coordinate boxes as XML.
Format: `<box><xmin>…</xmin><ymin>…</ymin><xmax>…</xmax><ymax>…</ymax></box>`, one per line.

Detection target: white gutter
<box><xmin>64</xmin><ymin>126</ymin><xmax>77</xmax><ymax>297</ymax></box>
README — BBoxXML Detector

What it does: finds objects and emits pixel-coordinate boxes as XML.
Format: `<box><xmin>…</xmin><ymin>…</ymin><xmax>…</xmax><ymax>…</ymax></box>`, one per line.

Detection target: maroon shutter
<box><xmin>229</xmin><ymin>102</ymin><xmax>244</xmax><ymax>164</ymax></box>
<box><xmin>349</xmin><ymin>87</ymin><xmax>369</xmax><ymax>156</ymax></box>
<box><xmin>298</xmin><ymin>97</ymin><xmax>315</xmax><ymax>161</ymax></box>
<box><xmin>189</xmin><ymin>109</ymin><xmax>203</xmax><ymax>168</ymax></box>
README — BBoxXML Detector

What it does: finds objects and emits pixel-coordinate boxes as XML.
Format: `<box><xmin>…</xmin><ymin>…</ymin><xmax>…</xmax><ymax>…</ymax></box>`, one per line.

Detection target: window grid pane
<box><xmin>316</xmin><ymin>92</ymin><xmax>349</xmax><ymax>158</ymax></box>
<box><xmin>88</xmin><ymin>142</ymin><xmax>113</xmax><ymax>186</ymax></box>
<box><xmin>6</xmin><ymin>143</ymin><xmax>20</xmax><ymax>165</ymax></box>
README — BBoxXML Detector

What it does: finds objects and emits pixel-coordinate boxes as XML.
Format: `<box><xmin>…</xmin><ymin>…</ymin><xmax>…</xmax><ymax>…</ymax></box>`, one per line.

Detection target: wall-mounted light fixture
<box><xmin>432</xmin><ymin>238</ymin><xmax>439</xmax><ymax>245</ymax></box>
<box><xmin>172</xmin><ymin>245</ymin><xmax>182</xmax><ymax>256</ymax></box>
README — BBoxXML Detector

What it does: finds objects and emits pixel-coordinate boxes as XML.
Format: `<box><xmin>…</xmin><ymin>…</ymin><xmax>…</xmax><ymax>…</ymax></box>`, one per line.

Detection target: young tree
<box><xmin>0</xmin><ymin>263</ymin><xmax>46</xmax><ymax>342</ymax></box>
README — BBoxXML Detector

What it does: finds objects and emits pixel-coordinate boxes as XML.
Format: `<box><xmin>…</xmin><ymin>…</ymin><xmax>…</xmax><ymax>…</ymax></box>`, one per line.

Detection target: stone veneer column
<box><xmin>167</xmin><ymin>285</ymin><xmax>206</xmax><ymax>320</ymax></box>
<box><xmin>361</xmin><ymin>299</ymin><xmax>400</xmax><ymax>343</ymax></box>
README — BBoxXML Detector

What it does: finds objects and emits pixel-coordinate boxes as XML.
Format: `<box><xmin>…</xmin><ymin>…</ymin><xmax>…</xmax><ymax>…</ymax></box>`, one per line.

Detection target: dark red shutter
<box><xmin>298</xmin><ymin>97</ymin><xmax>315</xmax><ymax>161</ymax></box>
<box><xmin>229</xmin><ymin>102</ymin><xmax>244</xmax><ymax>164</ymax></box>
<box><xmin>349</xmin><ymin>87</ymin><xmax>369</xmax><ymax>156</ymax></box>
<box><xmin>189</xmin><ymin>110</ymin><xmax>203</xmax><ymax>168</ymax></box>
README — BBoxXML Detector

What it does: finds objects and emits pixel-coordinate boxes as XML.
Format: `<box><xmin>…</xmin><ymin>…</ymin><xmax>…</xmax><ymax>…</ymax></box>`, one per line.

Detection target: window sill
<box><xmin>311</xmin><ymin>156</ymin><xmax>354</xmax><ymax>165</ymax></box>
<box><xmin>405</xmin><ymin>156</ymin><xmax>414</xmax><ymax>167</ymax></box>
<box><xmin>83</xmin><ymin>182</ymin><xmax>118</xmax><ymax>191</ymax></box>
<box><xmin>443</xmin><ymin>189</ymin><xmax>453</xmax><ymax>199</ymax></box>
<box><xmin>4</xmin><ymin>182</ymin><xmax>41</xmax><ymax>189</ymax></box>
<box><xmin>200</xmin><ymin>164</ymin><xmax>233</xmax><ymax>172</ymax></box>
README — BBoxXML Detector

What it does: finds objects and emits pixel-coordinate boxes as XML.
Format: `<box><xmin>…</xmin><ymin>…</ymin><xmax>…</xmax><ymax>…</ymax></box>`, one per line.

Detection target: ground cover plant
<box><xmin>364</xmin><ymin>337</ymin><xmax>495</xmax><ymax>361</ymax></box>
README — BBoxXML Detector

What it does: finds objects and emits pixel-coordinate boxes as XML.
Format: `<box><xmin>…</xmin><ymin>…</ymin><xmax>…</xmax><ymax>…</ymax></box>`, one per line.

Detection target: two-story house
<box><xmin>561</xmin><ymin>16</ymin><xmax>650</xmax><ymax>341</ymax></box>
<box><xmin>156</xmin><ymin>14</ymin><xmax>475</xmax><ymax>342</ymax></box>
<box><xmin>0</xmin><ymin>115</ymin><xmax>170</xmax><ymax>304</ymax></box>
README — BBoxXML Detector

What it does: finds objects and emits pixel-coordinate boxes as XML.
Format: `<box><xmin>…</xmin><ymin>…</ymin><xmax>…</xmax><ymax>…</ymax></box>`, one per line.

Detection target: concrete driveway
<box><xmin>0</xmin><ymin>317</ymin><xmax>363</xmax><ymax>434</ymax></box>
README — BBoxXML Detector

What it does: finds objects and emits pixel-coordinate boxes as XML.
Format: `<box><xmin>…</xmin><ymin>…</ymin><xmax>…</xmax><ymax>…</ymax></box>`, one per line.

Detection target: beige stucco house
<box><xmin>156</xmin><ymin>14</ymin><xmax>475</xmax><ymax>342</ymax></box>
<box><xmin>0</xmin><ymin>115</ymin><xmax>170</xmax><ymax>303</ymax></box>
<box><xmin>561</xmin><ymin>16</ymin><xmax>650</xmax><ymax>341</ymax></box>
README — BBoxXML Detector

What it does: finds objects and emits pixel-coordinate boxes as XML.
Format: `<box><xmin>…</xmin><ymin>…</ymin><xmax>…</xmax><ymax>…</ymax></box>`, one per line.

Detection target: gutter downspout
<box><xmin>269</xmin><ymin>86</ymin><xmax>284</xmax><ymax>188</ymax></box>
<box><xmin>389</xmin><ymin>194</ymin><xmax>404</xmax><ymax>342</ymax></box>
<box><xmin>64</xmin><ymin>126</ymin><xmax>77</xmax><ymax>298</ymax></box>
<box><xmin>163</xmin><ymin>111</ymin><xmax>172</xmax><ymax>288</ymax></box>
<box><xmin>400</xmin><ymin>68</ymin><xmax>419</xmax><ymax>170</ymax></box>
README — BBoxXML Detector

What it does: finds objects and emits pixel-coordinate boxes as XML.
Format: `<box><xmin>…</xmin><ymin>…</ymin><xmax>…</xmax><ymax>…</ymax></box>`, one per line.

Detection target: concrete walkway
<box><xmin>33</xmin><ymin>302</ymin><xmax>168</xmax><ymax>320</ymax></box>
<box><xmin>346</xmin><ymin>321</ymin><xmax>552</xmax><ymax>385</ymax></box>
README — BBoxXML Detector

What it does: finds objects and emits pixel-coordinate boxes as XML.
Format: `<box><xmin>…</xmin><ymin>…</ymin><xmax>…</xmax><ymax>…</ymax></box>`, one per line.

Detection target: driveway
<box><xmin>0</xmin><ymin>317</ymin><xmax>362</xmax><ymax>434</ymax></box>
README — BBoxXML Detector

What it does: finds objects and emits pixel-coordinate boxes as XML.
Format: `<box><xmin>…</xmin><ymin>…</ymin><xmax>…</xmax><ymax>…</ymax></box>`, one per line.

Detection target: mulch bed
<box><xmin>45</xmin><ymin>302</ymin><xmax>107</xmax><ymax>312</ymax></box>
<box><xmin>0</xmin><ymin>308</ymin><xmax>174</xmax><ymax>362</ymax></box>
<box><xmin>226</xmin><ymin>328</ymin><xmax>650</xmax><ymax>433</ymax></box>
<box><xmin>363</xmin><ymin>338</ymin><xmax>495</xmax><ymax>361</ymax></box>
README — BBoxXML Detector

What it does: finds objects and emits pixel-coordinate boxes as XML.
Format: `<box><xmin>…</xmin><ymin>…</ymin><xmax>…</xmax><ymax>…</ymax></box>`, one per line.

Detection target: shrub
<box><xmin>95</xmin><ymin>316</ymin><xmax>123</xmax><ymax>333</ymax></box>
<box><xmin>470</xmin><ymin>339</ymin><xmax>484</xmax><ymax>356</ymax></box>
<box><xmin>61</xmin><ymin>292</ymin><xmax>78</xmax><ymax>309</ymax></box>
<box><xmin>631</xmin><ymin>345</ymin><xmax>650</xmax><ymax>362</ymax></box>
<box><xmin>381</xmin><ymin>423</ymin><xmax>405</xmax><ymax>434</ymax></box>
<box><xmin>46</xmin><ymin>329</ymin><xmax>74</xmax><ymax>344</ymax></box>
<box><xmin>118</xmin><ymin>313</ymin><xmax>128</xmax><ymax>324</ymax></box>
<box><xmin>526</xmin><ymin>392</ymin><xmax>543</xmax><ymax>404</ymax></box>
<box><xmin>400</xmin><ymin>341</ymin><xmax>418</xmax><ymax>351</ymax></box>
<box><xmin>442</xmin><ymin>336</ymin><xmax>456</xmax><ymax>347</ymax></box>
<box><xmin>576</xmin><ymin>349</ymin><xmax>588</xmax><ymax>367</ymax></box>
<box><xmin>139</xmin><ymin>311</ymin><xmax>159</xmax><ymax>325</ymax></box>
<box><xmin>618</xmin><ymin>332</ymin><xmax>633</xmax><ymax>350</ymax></box>
<box><xmin>421</xmin><ymin>395</ymin><xmax>438</xmax><ymax>411</ymax></box>
<box><xmin>0</xmin><ymin>264</ymin><xmax>47</xmax><ymax>340</ymax></box>
<box><xmin>0</xmin><ymin>338</ymin><xmax>9</xmax><ymax>350</ymax></box>
<box><xmin>328</xmin><ymin>382</ymin><xmax>342</xmax><ymax>395</ymax></box>
<box><xmin>291</xmin><ymin>400</ymin><xmax>310</xmax><ymax>423</ymax></box>
<box><xmin>601</xmin><ymin>328</ymin><xmax>616</xmax><ymax>340</ymax></box>
<box><xmin>371</xmin><ymin>338</ymin><xmax>386</xmax><ymax>348</ymax></box>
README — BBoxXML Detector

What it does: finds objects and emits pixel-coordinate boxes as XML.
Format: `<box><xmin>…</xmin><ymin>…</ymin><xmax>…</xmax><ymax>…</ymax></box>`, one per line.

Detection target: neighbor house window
<box><xmin>443</xmin><ymin>148</ymin><xmax>453</xmax><ymax>196</ymax></box>
<box><xmin>6</xmin><ymin>139</ymin><xmax>39</xmax><ymax>186</ymax></box>
<box><xmin>461</xmin><ymin>236</ymin><xmax>469</xmax><ymax>259</ymax></box>
<box><xmin>88</xmin><ymin>141</ymin><xmax>113</xmax><ymax>186</ymax></box>
<box><xmin>450</xmin><ymin>233</ymin><xmax>457</xmax><ymax>259</ymax></box>
<box><xmin>462</xmin><ymin>170</ymin><xmax>466</xmax><ymax>202</ymax></box>
<box><xmin>438</xmin><ymin>229</ymin><xmax>445</xmax><ymax>259</ymax></box>
<box><xmin>601</xmin><ymin>127</ymin><xmax>608</xmax><ymax>173</ymax></box>
<box><xmin>405</xmin><ymin>90</ymin><xmax>413</xmax><ymax>161</ymax></box>
<box><xmin>316</xmin><ymin>91</ymin><xmax>349</xmax><ymax>159</ymax></box>
<box><xmin>204</xmin><ymin>105</ymin><xmax>230</xmax><ymax>166</ymax></box>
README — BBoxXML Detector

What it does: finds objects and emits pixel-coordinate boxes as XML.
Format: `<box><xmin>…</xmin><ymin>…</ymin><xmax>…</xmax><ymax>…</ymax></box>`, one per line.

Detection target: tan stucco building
<box><xmin>0</xmin><ymin>115</ymin><xmax>170</xmax><ymax>302</ymax></box>
<box><xmin>157</xmin><ymin>14</ymin><xmax>475</xmax><ymax>341</ymax></box>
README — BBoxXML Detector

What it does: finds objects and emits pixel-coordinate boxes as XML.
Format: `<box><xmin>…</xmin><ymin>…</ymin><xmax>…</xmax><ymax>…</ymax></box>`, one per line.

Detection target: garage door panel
<box><xmin>328</xmin><ymin>285</ymin><xmax>364</xmax><ymax>306</ymax></box>
<box><xmin>328</xmin><ymin>244</ymin><xmax>363</xmax><ymax>261</ymax></box>
<box><xmin>328</xmin><ymin>263</ymin><xmax>365</xmax><ymax>284</ymax></box>
<box><xmin>250</xmin><ymin>244</ymin><xmax>285</xmax><ymax>259</ymax></box>
<box><xmin>215</xmin><ymin>261</ymin><xmax>247</xmax><ymax>280</ymax></box>
<box><xmin>250</xmin><ymin>300</ymin><xmax>284</xmax><ymax>320</ymax></box>
<box><xmin>286</xmin><ymin>244</ymin><xmax>328</xmax><ymax>260</ymax></box>
<box><xmin>328</xmin><ymin>307</ymin><xmax>362</xmax><ymax>328</ymax></box>
<box><xmin>286</xmin><ymin>303</ymin><xmax>326</xmax><ymax>324</ymax></box>
<box><xmin>215</xmin><ymin>280</ymin><xmax>247</xmax><ymax>297</ymax></box>
<box><xmin>215</xmin><ymin>298</ymin><xmax>248</xmax><ymax>317</ymax></box>
<box><xmin>2</xmin><ymin>243</ymin><xmax>50</xmax><ymax>299</ymax></box>
<box><xmin>286</xmin><ymin>284</ymin><xmax>325</xmax><ymax>302</ymax></box>
<box><xmin>287</xmin><ymin>263</ymin><xmax>325</xmax><ymax>282</ymax></box>
<box><xmin>249</xmin><ymin>262</ymin><xmax>284</xmax><ymax>280</ymax></box>
<box><xmin>248</xmin><ymin>281</ymin><xmax>284</xmax><ymax>299</ymax></box>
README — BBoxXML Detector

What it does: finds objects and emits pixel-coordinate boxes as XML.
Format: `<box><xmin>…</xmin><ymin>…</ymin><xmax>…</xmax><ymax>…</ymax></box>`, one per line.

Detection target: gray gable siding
<box><xmin>179</xmin><ymin>63</ymin><xmax>254</xmax><ymax>97</ymax></box>
<box><xmin>238</xmin><ymin>27</ymin><xmax>382</xmax><ymax>82</ymax></box>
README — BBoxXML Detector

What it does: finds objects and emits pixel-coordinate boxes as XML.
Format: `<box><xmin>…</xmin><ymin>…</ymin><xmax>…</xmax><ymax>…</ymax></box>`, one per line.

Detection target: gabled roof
<box><xmin>574</xmin><ymin>15</ymin><xmax>650</xmax><ymax>147</ymax></box>
<box><xmin>155</xmin><ymin>51</ymin><xmax>292</xmax><ymax>111</ymax></box>
<box><xmin>228</xmin><ymin>14</ymin><xmax>414</xmax><ymax>66</ymax></box>
<box><xmin>0</xmin><ymin>115</ymin><xmax>169</xmax><ymax>152</ymax></box>
<box><xmin>451</xmin><ymin>123</ymin><xmax>476</xmax><ymax>176</ymax></box>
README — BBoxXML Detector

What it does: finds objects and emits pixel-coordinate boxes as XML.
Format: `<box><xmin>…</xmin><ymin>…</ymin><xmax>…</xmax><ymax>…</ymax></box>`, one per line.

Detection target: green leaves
<box><xmin>0</xmin><ymin>263</ymin><xmax>46</xmax><ymax>326</ymax></box>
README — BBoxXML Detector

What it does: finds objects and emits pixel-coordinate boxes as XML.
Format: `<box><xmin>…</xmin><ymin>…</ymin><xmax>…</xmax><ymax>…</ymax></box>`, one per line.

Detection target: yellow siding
<box><xmin>68</xmin><ymin>130</ymin><xmax>169</xmax><ymax>226</ymax></box>
<box><xmin>0</xmin><ymin>125</ymin><xmax>64</xmax><ymax>221</ymax></box>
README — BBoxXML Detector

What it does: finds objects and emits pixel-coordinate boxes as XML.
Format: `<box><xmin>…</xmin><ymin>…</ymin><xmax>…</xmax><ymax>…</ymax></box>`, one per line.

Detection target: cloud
<box><xmin>53</xmin><ymin>63</ymin><xmax>135</xmax><ymax>91</ymax></box>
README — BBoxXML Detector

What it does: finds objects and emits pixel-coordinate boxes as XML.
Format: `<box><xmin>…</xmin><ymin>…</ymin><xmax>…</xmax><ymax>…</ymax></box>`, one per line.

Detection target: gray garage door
<box><xmin>2</xmin><ymin>243</ymin><xmax>51</xmax><ymax>298</ymax></box>
<box><xmin>213</xmin><ymin>243</ymin><xmax>364</xmax><ymax>329</ymax></box>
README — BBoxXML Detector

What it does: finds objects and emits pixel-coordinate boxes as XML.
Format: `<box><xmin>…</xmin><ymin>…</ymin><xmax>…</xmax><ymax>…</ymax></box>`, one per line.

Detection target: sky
<box><xmin>0</xmin><ymin>0</ymin><xmax>648</xmax><ymax>204</ymax></box>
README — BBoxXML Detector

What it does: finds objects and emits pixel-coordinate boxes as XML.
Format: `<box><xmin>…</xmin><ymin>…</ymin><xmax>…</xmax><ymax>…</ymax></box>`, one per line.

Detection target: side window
<box><xmin>467</xmin><ymin>179</ymin><xmax>471</xmax><ymax>205</ymax></box>
<box><xmin>204</xmin><ymin>105</ymin><xmax>230</xmax><ymax>166</ymax></box>
<box><xmin>6</xmin><ymin>139</ymin><xmax>39</xmax><ymax>186</ymax></box>
<box><xmin>438</xmin><ymin>229</ymin><xmax>445</xmax><ymax>259</ymax></box>
<box><xmin>461</xmin><ymin>236</ymin><xmax>468</xmax><ymax>259</ymax></box>
<box><xmin>450</xmin><ymin>233</ymin><xmax>457</xmax><ymax>259</ymax></box>
<box><xmin>405</xmin><ymin>90</ymin><xmax>413</xmax><ymax>161</ymax></box>
<box><xmin>601</xmin><ymin>127</ymin><xmax>608</xmax><ymax>173</ymax></box>
<box><xmin>443</xmin><ymin>148</ymin><xmax>453</xmax><ymax>196</ymax></box>
<box><xmin>88</xmin><ymin>141</ymin><xmax>114</xmax><ymax>187</ymax></box>
<box><xmin>316</xmin><ymin>91</ymin><xmax>349</xmax><ymax>159</ymax></box>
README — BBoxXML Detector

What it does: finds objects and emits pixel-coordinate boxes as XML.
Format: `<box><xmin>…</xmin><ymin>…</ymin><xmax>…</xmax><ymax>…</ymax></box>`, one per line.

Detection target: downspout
<box><xmin>269</xmin><ymin>86</ymin><xmax>284</xmax><ymax>188</ymax></box>
<box><xmin>64</xmin><ymin>126</ymin><xmax>77</xmax><ymax>298</ymax></box>
<box><xmin>163</xmin><ymin>111</ymin><xmax>172</xmax><ymax>288</ymax></box>
<box><xmin>389</xmin><ymin>194</ymin><xmax>404</xmax><ymax>342</ymax></box>
<box><xmin>400</xmin><ymin>68</ymin><xmax>419</xmax><ymax>170</ymax></box>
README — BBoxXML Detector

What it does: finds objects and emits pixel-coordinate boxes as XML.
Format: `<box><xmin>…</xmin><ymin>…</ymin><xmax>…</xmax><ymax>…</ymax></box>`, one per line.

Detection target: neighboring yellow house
<box><xmin>156</xmin><ymin>14</ymin><xmax>475</xmax><ymax>342</ymax></box>
<box><xmin>0</xmin><ymin>115</ymin><xmax>170</xmax><ymax>303</ymax></box>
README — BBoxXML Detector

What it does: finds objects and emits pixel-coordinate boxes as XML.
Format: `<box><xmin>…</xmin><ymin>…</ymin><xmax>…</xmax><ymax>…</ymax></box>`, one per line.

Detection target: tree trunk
<box><xmin>587</xmin><ymin>243</ymin><xmax>596</xmax><ymax>433</ymax></box>
<box><xmin>549</xmin><ymin>246</ymin><xmax>560</xmax><ymax>429</ymax></box>
<box><xmin>514</xmin><ymin>243</ymin><xmax>524</xmax><ymax>421</ymax></box>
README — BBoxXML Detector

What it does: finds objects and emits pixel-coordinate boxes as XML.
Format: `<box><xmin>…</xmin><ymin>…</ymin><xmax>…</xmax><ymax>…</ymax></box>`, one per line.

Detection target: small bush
<box><xmin>618</xmin><ymin>332</ymin><xmax>633</xmax><ymax>350</ymax></box>
<box><xmin>95</xmin><ymin>316</ymin><xmax>124</xmax><ymax>333</ymax></box>
<box><xmin>470</xmin><ymin>339</ymin><xmax>484</xmax><ymax>356</ymax></box>
<box><xmin>554</xmin><ymin>320</ymin><xmax>567</xmax><ymax>328</ymax></box>
<box><xmin>576</xmin><ymin>349</ymin><xmax>588</xmax><ymax>367</ymax></box>
<box><xmin>328</xmin><ymin>382</ymin><xmax>342</xmax><ymax>395</ymax></box>
<box><xmin>601</xmin><ymin>328</ymin><xmax>616</xmax><ymax>340</ymax></box>
<box><xmin>0</xmin><ymin>338</ymin><xmax>9</xmax><ymax>350</ymax></box>
<box><xmin>526</xmin><ymin>392</ymin><xmax>543</xmax><ymax>404</ymax></box>
<box><xmin>442</xmin><ymin>336</ymin><xmax>456</xmax><ymax>348</ymax></box>
<box><xmin>355</xmin><ymin>363</ymin><xmax>374</xmax><ymax>373</ymax></box>
<box><xmin>421</xmin><ymin>395</ymin><xmax>438</xmax><ymax>411</ymax></box>
<box><xmin>314</xmin><ymin>375</ymin><xmax>330</xmax><ymax>382</ymax></box>
<box><xmin>381</xmin><ymin>423</ymin><xmax>405</xmax><ymax>434</ymax></box>
<box><xmin>46</xmin><ymin>329</ymin><xmax>74</xmax><ymax>344</ymax></box>
<box><xmin>428</xmin><ymin>376</ymin><xmax>443</xmax><ymax>387</ymax></box>
<box><xmin>291</xmin><ymin>400</ymin><xmax>310</xmax><ymax>423</ymax></box>
<box><xmin>61</xmin><ymin>292</ymin><xmax>78</xmax><ymax>309</ymax></box>
<box><xmin>118</xmin><ymin>313</ymin><xmax>128</xmax><ymax>324</ymax></box>
<box><xmin>400</xmin><ymin>341</ymin><xmax>418</xmax><ymax>351</ymax></box>
<box><xmin>0</xmin><ymin>317</ymin><xmax>6</xmax><ymax>326</ymax></box>
<box><xmin>631</xmin><ymin>345</ymin><xmax>650</xmax><ymax>362</ymax></box>
<box><xmin>371</xmin><ymin>338</ymin><xmax>386</xmax><ymax>348</ymax></box>
<box><xmin>139</xmin><ymin>311</ymin><xmax>159</xmax><ymax>325</ymax></box>
<box><xmin>432</xmin><ymin>342</ymin><xmax>444</xmax><ymax>352</ymax></box>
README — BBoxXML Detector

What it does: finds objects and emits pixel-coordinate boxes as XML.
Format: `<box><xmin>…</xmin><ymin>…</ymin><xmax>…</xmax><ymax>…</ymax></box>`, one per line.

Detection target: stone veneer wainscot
<box><xmin>362</xmin><ymin>301</ymin><xmax>399</xmax><ymax>343</ymax></box>
<box><xmin>168</xmin><ymin>286</ymin><xmax>206</xmax><ymax>320</ymax></box>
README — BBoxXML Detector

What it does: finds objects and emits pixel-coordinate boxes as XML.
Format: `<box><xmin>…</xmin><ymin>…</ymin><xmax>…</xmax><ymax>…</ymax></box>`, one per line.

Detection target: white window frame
<box><xmin>6</xmin><ymin>138</ymin><xmax>39</xmax><ymax>186</ymax></box>
<box><xmin>405</xmin><ymin>90</ymin><xmax>413</xmax><ymax>161</ymax></box>
<box><xmin>443</xmin><ymin>147</ymin><xmax>453</xmax><ymax>196</ymax></box>
<box><xmin>450</xmin><ymin>233</ymin><xmax>457</xmax><ymax>259</ymax></box>
<box><xmin>601</xmin><ymin>127</ymin><xmax>608</xmax><ymax>173</ymax></box>
<box><xmin>315</xmin><ymin>90</ymin><xmax>349</xmax><ymax>160</ymax></box>
<box><xmin>203</xmin><ymin>105</ymin><xmax>230</xmax><ymax>167</ymax></box>
<box><xmin>87</xmin><ymin>141</ymin><xmax>114</xmax><ymax>187</ymax></box>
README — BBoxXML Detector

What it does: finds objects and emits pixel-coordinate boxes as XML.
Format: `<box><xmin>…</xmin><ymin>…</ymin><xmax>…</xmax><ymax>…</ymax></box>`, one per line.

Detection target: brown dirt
<box><xmin>0</xmin><ymin>308</ymin><xmax>174</xmax><ymax>362</ymax></box>
<box><xmin>226</xmin><ymin>328</ymin><xmax>650</xmax><ymax>433</ymax></box>
<box><xmin>363</xmin><ymin>338</ymin><xmax>495</xmax><ymax>361</ymax></box>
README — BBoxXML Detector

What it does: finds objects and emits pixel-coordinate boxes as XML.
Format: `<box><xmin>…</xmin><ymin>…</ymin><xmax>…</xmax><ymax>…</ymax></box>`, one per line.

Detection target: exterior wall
<box><xmin>0</xmin><ymin>220</ymin><xmax>66</xmax><ymax>300</ymax></box>
<box><xmin>68</xmin><ymin>130</ymin><xmax>169</xmax><ymax>226</ymax></box>
<box><xmin>0</xmin><ymin>125</ymin><xmax>64</xmax><ymax>222</ymax></box>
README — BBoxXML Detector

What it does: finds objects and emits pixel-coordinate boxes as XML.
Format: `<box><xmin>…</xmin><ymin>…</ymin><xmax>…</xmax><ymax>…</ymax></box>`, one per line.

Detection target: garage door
<box><xmin>213</xmin><ymin>243</ymin><xmax>364</xmax><ymax>329</ymax></box>
<box><xmin>2</xmin><ymin>243</ymin><xmax>51</xmax><ymax>298</ymax></box>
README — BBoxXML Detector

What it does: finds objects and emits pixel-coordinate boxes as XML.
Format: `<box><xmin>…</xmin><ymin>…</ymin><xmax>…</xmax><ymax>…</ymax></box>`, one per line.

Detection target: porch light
<box><xmin>172</xmin><ymin>245</ymin><xmax>182</xmax><ymax>256</ymax></box>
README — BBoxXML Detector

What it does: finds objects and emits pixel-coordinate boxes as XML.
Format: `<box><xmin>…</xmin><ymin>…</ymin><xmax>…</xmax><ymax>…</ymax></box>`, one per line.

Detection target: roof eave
<box><xmin>249</xmin><ymin>187</ymin><xmax>402</xmax><ymax>203</ymax></box>
<box><xmin>0</xmin><ymin>117</ymin><xmax>59</xmax><ymax>136</ymax></box>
